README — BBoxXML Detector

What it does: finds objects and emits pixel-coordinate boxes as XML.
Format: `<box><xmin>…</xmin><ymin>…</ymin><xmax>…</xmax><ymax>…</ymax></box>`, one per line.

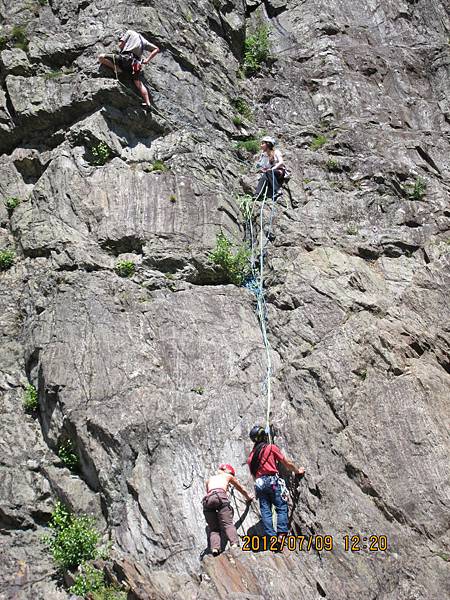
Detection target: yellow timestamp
<box><xmin>240</xmin><ymin>535</ymin><xmax>389</xmax><ymax>552</ymax></box>
<box><xmin>343</xmin><ymin>535</ymin><xmax>388</xmax><ymax>552</ymax></box>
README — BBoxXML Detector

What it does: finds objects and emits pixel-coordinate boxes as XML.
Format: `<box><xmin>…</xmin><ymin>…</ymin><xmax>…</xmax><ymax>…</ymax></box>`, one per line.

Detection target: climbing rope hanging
<box><xmin>244</xmin><ymin>169</ymin><xmax>279</xmax><ymax>445</ymax></box>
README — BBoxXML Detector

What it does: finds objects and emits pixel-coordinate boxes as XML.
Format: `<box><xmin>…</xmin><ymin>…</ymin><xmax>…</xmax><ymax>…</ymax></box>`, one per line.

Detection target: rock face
<box><xmin>0</xmin><ymin>0</ymin><xmax>449</xmax><ymax>599</ymax></box>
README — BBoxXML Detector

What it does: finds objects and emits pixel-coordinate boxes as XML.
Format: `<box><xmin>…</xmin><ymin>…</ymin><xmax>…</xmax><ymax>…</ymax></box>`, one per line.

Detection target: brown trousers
<box><xmin>202</xmin><ymin>489</ymin><xmax>238</xmax><ymax>551</ymax></box>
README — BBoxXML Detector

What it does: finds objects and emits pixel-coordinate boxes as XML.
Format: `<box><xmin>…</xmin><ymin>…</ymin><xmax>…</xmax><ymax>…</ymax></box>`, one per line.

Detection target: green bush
<box><xmin>232</xmin><ymin>115</ymin><xmax>243</xmax><ymax>127</ymax></box>
<box><xmin>115</xmin><ymin>260</ymin><xmax>136</xmax><ymax>277</ymax></box>
<box><xmin>69</xmin><ymin>563</ymin><xmax>104</xmax><ymax>596</ymax></box>
<box><xmin>408</xmin><ymin>177</ymin><xmax>426</xmax><ymax>201</ymax></box>
<box><xmin>235</xmin><ymin>138</ymin><xmax>259</xmax><ymax>154</ymax></box>
<box><xmin>0</xmin><ymin>250</ymin><xmax>15</xmax><ymax>271</ymax></box>
<box><xmin>43</xmin><ymin>502</ymin><xmax>100</xmax><ymax>570</ymax></box>
<box><xmin>238</xmin><ymin>194</ymin><xmax>253</xmax><ymax>221</ymax></box>
<box><xmin>232</xmin><ymin>97</ymin><xmax>253</xmax><ymax>121</ymax></box>
<box><xmin>169</xmin><ymin>194</ymin><xmax>177</xmax><ymax>203</ymax></box>
<box><xmin>0</xmin><ymin>36</ymin><xmax>8</xmax><ymax>51</ymax></box>
<box><xmin>310</xmin><ymin>135</ymin><xmax>327</xmax><ymax>151</ymax></box>
<box><xmin>90</xmin><ymin>142</ymin><xmax>111</xmax><ymax>166</ymax></box>
<box><xmin>243</xmin><ymin>26</ymin><xmax>270</xmax><ymax>77</ymax></box>
<box><xmin>58</xmin><ymin>440</ymin><xmax>80</xmax><ymax>472</ymax></box>
<box><xmin>92</xmin><ymin>587</ymin><xmax>128</xmax><ymax>600</ymax></box>
<box><xmin>4</xmin><ymin>196</ymin><xmax>21</xmax><ymax>211</ymax></box>
<box><xmin>150</xmin><ymin>160</ymin><xmax>168</xmax><ymax>172</ymax></box>
<box><xmin>326</xmin><ymin>158</ymin><xmax>340</xmax><ymax>172</ymax></box>
<box><xmin>11</xmin><ymin>25</ymin><xmax>29</xmax><ymax>52</ymax></box>
<box><xmin>23</xmin><ymin>384</ymin><xmax>38</xmax><ymax>413</ymax></box>
<box><xmin>210</xmin><ymin>232</ymin><xmax>250</xmax><ymax>286</ymax></box>
<box><xmin>191</xmin><ymin>386</ymin><xmax>204</xmax><ymax>395</ymax></box>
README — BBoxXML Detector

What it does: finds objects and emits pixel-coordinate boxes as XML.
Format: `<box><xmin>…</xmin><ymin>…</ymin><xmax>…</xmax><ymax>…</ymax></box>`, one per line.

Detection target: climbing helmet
<box><xmin>218</xmin><ymin>463</ymin><xmax>235</xmax><ymax>476</ymax></box>
<box><xmin>249</xmin><ymin>425</ymin><xmax>266</xmax><ymax>442</ymax></box>
<box><xmin>261</xmin><ymin>135</ymin><xmax>276</xmax><ymax>147</ymax></box>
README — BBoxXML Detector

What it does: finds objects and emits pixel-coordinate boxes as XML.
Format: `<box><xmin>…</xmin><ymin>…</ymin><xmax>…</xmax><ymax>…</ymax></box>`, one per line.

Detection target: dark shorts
<box><xmin>103</xmin><ymin>53</ymin><xmax>143</xmax><ymax>81</ymax></box>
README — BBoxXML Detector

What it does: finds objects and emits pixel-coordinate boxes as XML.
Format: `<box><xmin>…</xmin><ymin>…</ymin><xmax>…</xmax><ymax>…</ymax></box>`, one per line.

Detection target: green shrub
<box><xmin>0</xmin><ymin>250</ymin><xmax>15</xmax><ymax>271</ymax></box>
<box><xmin>43</xmin><ymin>502</ymin><xmax>100</xmax><ymax>570</ymax></box>
<box><xmin>4</xmin><ymin>196</ymin><xmax>21</xmax><ymax>211</ymax></box>
<box><xmin>346</xmin><ymin>224</ymin><xmax>358</xmax><ymax>236</ymax></box>
<box><xmin>91</xmin><ymin>587</ymin><xmax>128</xmax><ymax>600</ymax></box>
<box><xmin>58</xmin><ymin>440</ymin><xmax>80</xmax><ymax>472</ymax></box>
<box><xmin>0</xmin><ymin>36</ymin><xmax>8</xmax><ymax>51</ymax></box>
<box><xmin>233</xmin><ymin>115</ymin><xmax>243</xmax><ymax>127</ymax></box>
<box><xmin>210</xmin><ymin>232</ymin><xmax>251</xmax><ymax>286</ymax></box>
<box><xmin>38</xmin><ymin>0</ymin><xmax>48</xmax><ymax>5</ymax></box>
<box><xmin>152</xmin><ymin>160</ymin><xmax>168</xmax><ymax>172</ymax></box>
<box><xmin>238</xmin><ymin>194</ymin><xmax>253</xmax><ymax>221</ymax></box>
<box><xmin>169</xmin><ymin>194</ymin><xmax>177</xmax><ymax>203</ymax></box>
<box><xmin>11</xmin><ymin>25</ymin><xmax>29</xmax><ymax>52</ymax></box>
<box><xmin>243</xmin><ymin>26</ymin><xmax>270</xmax><ymax>76</ymax></box>
<box><xmin>408</xmin><ymin>177</ymin><xmax>426</xmax><ymax>201</ymax></box>
<box><xmin>326</xmin><ymin>158</ymin><xmax>340</xmax><ymax>172</ymax></box>
<box><xmin>115</xmin><ymin>260</ymin><xmax>136</xmax><ymax>277</ymax></box>
<box><xmin>23</xmin><ymin>384</ymin><xmax>38</xmax><ymax>413</ymax></box>
<box><xmin>69</xmin><ymin>563</ymin><xmax>104</xmax><ymax>596</ymax></box>
<box><xmin>90</xmin><ymin>142</ymin><xmax>111</xmax><ymax>166</ymax></box>
<box><xmin>310</xmin><ymin>135</ymin><xmax>327</xmax><ymax>151</ymax></box>
<box><xmin>191</xmin><ymin>386</ymin><xmax>204</xmax><ymax>395</ymax></box>
<box><xmin>235</xmin><ymin>138</ymin><xmax>259</xmax><ymax>154</ymax></box>
<box><xmin>232</xmin><ymin>97</ymin><xmax>253</xmax><ymax>120</ymax></box>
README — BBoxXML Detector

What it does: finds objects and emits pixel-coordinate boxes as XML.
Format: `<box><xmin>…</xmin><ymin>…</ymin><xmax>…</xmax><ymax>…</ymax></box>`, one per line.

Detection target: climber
<box><xmin>254</xmin><ymin>136</ymin><xmax>286</xmax><ymax>199</ymax></box>
<box><xmin>98</xmin><ymin>29</ymin><xmax>160</xmax><ymax>107</ymax></box>
<box><xmin>247</xmin><ymin>426</ymin><xmax>304</xmax><ymax>542</ymax></box>
<box><xmin>203</xmin><ymin>463</ymin><xmax>254</xmax><ymax>555</ymax></box>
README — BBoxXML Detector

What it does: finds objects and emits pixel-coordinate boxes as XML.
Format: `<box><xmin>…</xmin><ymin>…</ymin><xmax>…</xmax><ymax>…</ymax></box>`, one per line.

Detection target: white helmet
<box><xmin>261</xmin><ymin>136</ymin><xmax>276</xmax><ymax>146</ymax></box>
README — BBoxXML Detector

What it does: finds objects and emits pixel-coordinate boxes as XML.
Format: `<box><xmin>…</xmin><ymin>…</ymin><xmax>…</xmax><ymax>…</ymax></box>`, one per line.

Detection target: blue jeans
<box><xmin>255</xmin><ymin>475</ymin><xmax>288</xmax><ymax>537</ymax></box>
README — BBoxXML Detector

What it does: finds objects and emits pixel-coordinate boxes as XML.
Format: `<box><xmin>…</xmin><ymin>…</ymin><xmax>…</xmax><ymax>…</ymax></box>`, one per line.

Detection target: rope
<box><xmin>244</xmin><ymin>167</ymin><xmax>279</xmax><ymax>444</ymax></box>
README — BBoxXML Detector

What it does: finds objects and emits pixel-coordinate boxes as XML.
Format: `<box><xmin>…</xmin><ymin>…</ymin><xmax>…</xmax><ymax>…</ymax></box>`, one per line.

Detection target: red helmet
<box><xmin>218</xmin><ymin>463</ymin><xmax>235</xmax><ymax>476</ymax></box>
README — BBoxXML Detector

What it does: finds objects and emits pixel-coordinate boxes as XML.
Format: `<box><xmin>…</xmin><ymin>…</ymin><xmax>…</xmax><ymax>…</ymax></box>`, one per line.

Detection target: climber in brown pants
<box><xmin>203</xmin><ymin>463</ymin><xmax>253</xmax><ymax>555</ymax></box>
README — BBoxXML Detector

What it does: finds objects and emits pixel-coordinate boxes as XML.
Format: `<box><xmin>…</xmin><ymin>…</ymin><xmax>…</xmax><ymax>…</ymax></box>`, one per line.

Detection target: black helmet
<box><xmin>249</xmin><ymin>425</ymin><xmax>265</xmax><ymax>442</ymax></box>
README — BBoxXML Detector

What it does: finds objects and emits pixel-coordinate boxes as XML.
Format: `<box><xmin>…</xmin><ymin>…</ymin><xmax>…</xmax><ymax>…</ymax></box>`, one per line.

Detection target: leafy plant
<box><xmin>346</xmin><ymin>224</ymin><xmax>358</xmax><ymax>236</ymax></box>
<box><xmin>408</xmin><ymin>177</ymin><xmax>426</xmax><ymax>201</ymax></box>
<box><xmin>0</xmin><ymin>36</ymin><xmax>8</xmax><ymax>51</ymax></box>
<box><xmin>38</xmin><ymin>0</ymin><xmax>48</xmax><ymax>5</ymax></box>
<box><xmin>11</xmin><ymin>25</ymin><xmax>29</xmax><ymax>52</ymax></box>
<box><xmin>58</xmin><ymin>440</ymin><xmax>80</xmax><ymax>472</ymax></box>
<box><xmin>243</xmin><ymin>26</ymin><xmax>270</xmax><ymax>77</ymax></box>
<box><xmin>235</xmin><ymin>138</ymin><xmax>259</xmax><ymax>154</ymax></box>
<box><xmin>191</xmin><ymin>386</ymin><xmax>204</xmax><ymax>395</ymax></box>
<box><xmin>4</xmin><ymin>196</ymin><xmax>21</xmax><ymax>211</ymax></box>
<box><xmin>69</xmin><ymin>563</ymin><xmax>104</xmax><ymax>596</ymax></box>
<box><xmin>0</xmin><ymin>250</ymin><xmax>15</xmax><ymax>271</ymax></box>
<box><xmin>310</xmin><ymin>135</ymin><xmax>327</xmax><ymax>151</ymax></box>
<box><xmin>232</xmin><ymin>97</ymin><xmax>253</xmax><ymax>121</ymax></box>
<box><xmin>90</xmin><ymin>142</ymin><xmax>111</xmax><ymax>166</ymax></box>
<box><xmin>43</xmin><ymin>502</ymin><xmax>100</xmax><ymax>570</ymax></box>
<box><xmin>210</xmin><ymin>232</ymin><xmax>251</xmax><ymax>286</ymax></box>
<box><xmin>233</xmin><ymin>115</ymin><xmax>243</xmax><ymax>127</ymax></box>
<box><xmin>238</xmin><ymin>194</ymin><xmax>253</xmax><ymax>221</ymax></box>
<box><xmin>326</xmin><ymin>158</ymin><xmax>340</xmax><ymax>172</ymax></box>
<box><xmin>169</xmin><ymin>194</ymin><xmax>177</xmax><ymax>203</ymax></box>
<box><xmin>91</xmin><ymin>587</ymin><xmax>128</xmax><ymax>600</ymax></box>
<box><xmin>23</xmin><ymin>384</ymin><xmax>38</xmax><ymax>413</ymax></box>
<box><xmin>115</xmin><ymin>260</ymin><xmax>136</xmax><ymax>278</ymax></box>
<box><xmin>150</xmin><ymin>160</ymin><xmax>168</xmax><ymax>172</ymax></box>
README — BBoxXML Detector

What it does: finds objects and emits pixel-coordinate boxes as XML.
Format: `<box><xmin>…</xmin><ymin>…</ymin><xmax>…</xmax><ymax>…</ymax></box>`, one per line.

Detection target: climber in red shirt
<box><xmin>247</xmin><ymin>426</ymin><xmax>304</xmax><ymax>541</ymax></box>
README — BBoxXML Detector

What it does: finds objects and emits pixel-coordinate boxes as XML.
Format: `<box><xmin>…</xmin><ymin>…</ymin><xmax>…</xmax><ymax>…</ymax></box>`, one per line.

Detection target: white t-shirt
<box><xmin>256</xmin><ymin>149</ymin><xmax>284</xmax><ymax>170</ymax></box>
<box><xmin>120</xmin><ymin>30</ymin><xmax>157</xmax><ymax>57</ymax></box>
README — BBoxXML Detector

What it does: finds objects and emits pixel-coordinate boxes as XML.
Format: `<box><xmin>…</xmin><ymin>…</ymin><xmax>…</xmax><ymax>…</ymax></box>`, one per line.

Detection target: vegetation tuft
<box><xmin>149</xmin><ymin>160</ymin><xmax>168</xmax><ymax>172</ymax></box>
<box><xmin>326</xmin><ymin>158</ymin><xmax>340</xmax><ymax>172</ymax></box>
<box><xmin>238</xmin><ymin>194</ymin><xmax>253</xmax><ymax>221</ymax></box>
<box><xmin>90</xmin><ymin>142</ymin><xmax>111</xmax><ymax>166</ymax></box>
<box><xmin>58</xmin><ymin>440</ymin><xmax>80</xmax><ymax>472</ymax></box>
<box><xmin>43</xmin><ymin>502</ymin><xmax>100</xmax><ymax>570</ymax></box>
<box><xmin>23</xmin><ymin>384</ymin><xmax>38</xmax><ymax>413</ymax></box>
<box><xmin>210</xmin><ymin>232</ymin><xmax>251</xmax><ymax>286</ymax></box>
<box><xmin>11</xmin><ymin>25</ymin><xmax>29</xmax><ymax>52</ymax></box>
<box><xmin>169</xmin><ymin>194</ymin><xmax>177</xmax><ymax>203</ymax></box>
<box><xmin>407</xmin><ymin>177</ymin><xmax>426</xmax><ymax>201</ymax></box>
<box><xmin>115</xmin><ymin>260</ymin><xmax>136</xmax><ymax>278</ymax></box>
<box><xmin>235</xmin><ymin>138</ymin><xmax>259</xmax><ymax>154</ymax></box>
<box><xmin>4</xmin><ymin>196</ymin><xmax>21</xmax><ymax>211</ymax></box>
<box><xmin>243</xmin><ymin>26</ymin><xmax>270</xmax><ymax>77</ymax></box>
<box><xmin>191</xmin><ymin>386</ymin><xmax>204</xmax><ymax>395</ymax></box>
<box><xmin>310</xmin><ymin>135</ymin><xmax>328</xmax><ymax>151</ymax></box>
<box><xmin>0</xmin><ymin>249</ymin><xmax>15</xmax><ymax>271</ymax></box>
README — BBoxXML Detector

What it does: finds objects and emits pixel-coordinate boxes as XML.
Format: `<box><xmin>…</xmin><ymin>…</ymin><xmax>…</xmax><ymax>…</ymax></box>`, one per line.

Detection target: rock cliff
<box><xmin>0</xmin><ymin>0</ymin><xmax>449</xmax><ymax>599</ymax></box>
